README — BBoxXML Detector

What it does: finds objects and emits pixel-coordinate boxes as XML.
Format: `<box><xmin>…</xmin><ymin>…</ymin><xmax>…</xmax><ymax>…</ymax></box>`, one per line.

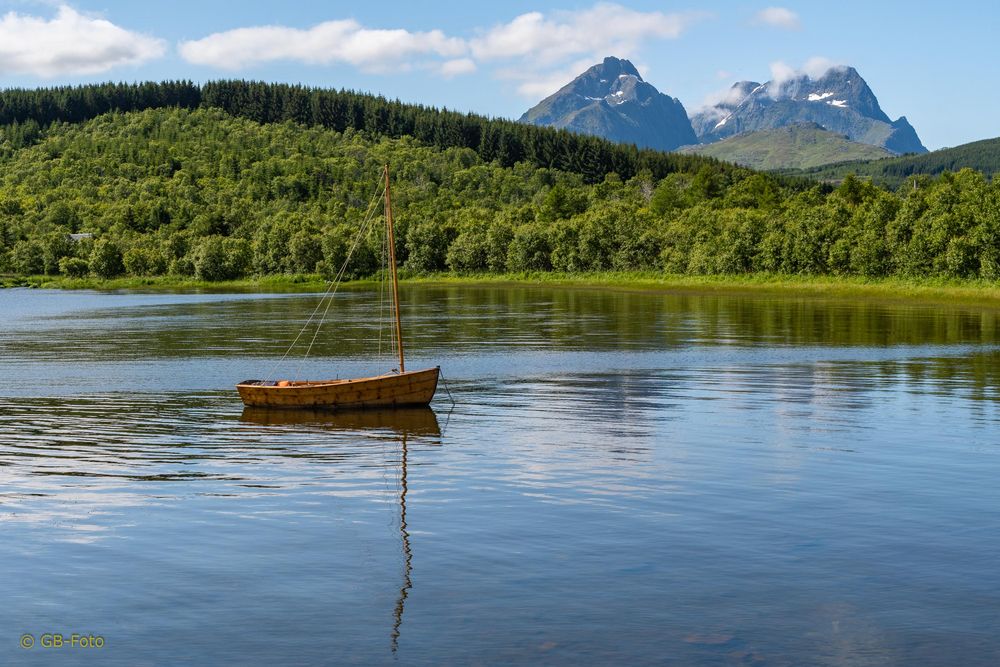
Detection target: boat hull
<box><xmin>236</xmin><ymin>367</ymin><xmax>440</xmax><ymax>409</ymax></box>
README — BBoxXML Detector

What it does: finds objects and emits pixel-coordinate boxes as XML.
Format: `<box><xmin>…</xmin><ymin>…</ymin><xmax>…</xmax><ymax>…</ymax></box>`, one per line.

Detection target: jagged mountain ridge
<box><xmin>692</xmin><ymin>67</ymin><xmax>927</xmax><ymax>155</ymax></box>
<box><xmin>519</xmin><ymin>57</ymin><xmax>696</xmax><ymax>152</ymax></box>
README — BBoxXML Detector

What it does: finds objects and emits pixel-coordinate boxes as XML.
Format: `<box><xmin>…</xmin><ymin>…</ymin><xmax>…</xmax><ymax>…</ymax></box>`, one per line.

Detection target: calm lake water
<box><xmin>2</xmin><ymin>285</ymin><xmax>999</xmax><ymax>666</ymax></box>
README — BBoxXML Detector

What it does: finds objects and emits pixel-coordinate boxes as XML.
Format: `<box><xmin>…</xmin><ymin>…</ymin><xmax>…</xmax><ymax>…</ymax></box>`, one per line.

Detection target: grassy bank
<box><xmin>7</xmin><ymin>271</ymin><xmax>1000</xmax><ymax>308</ymax></box>
<box><xmin>410</xmin><ymin>272</ymin><xmax>1000</xmax><ymax>308</ymax></box>
<box><xmin>1</xmin><ymin>273</ymin><xmax>337</xmax><ymax>292</ymax></box>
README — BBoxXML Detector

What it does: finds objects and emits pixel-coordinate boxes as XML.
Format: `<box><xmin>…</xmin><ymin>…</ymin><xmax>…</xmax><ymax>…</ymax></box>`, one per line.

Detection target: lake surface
<box><xmin>2</xmin><ymin>285</ymin><xmax>999</xmax><ymax>666</ymax></box>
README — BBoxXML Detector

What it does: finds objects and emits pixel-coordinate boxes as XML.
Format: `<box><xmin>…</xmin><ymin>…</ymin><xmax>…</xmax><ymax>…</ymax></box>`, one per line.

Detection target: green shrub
<box><xmin>59</xmin><ymin>256</ymin><xmax>89</xmax><ymax>278</ymax></box>
<box><xmin>192</xmin><ymin>236</ymin><xmax>229</xmax><ymax>281</ymax></box>
<box><xmin>506</xmin><ymin>224</ymin><xmax>551</xmax><ymax>272</ymax></box>
<box><xmin>11</xmin><ymin>240</ymin><xmax>44</xmax><ymax>275</ymax></box>
<box><xmin>123</xmin><ymin>245</ymin><xmax>167</xmax><ymax>276</ymax></box>
<box><xmin>89</xmin><ymin>239</ymin><xmax>125</xmax><ymax>278</ymax></box>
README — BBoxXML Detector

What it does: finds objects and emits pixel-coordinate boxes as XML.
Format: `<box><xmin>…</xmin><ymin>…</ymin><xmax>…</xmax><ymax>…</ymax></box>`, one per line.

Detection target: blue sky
<box><xmin>0</xmin><ymin>1</ymin><xmax>995</xmax><ymax>150</ymax></box>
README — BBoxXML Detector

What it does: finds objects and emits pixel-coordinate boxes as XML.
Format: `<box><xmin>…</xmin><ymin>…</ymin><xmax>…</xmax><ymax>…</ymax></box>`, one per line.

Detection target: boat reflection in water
<box><xmin>239</xmin><ymin>406</ymin><xmax>440</xmax><ymax>436</ymax></box>
<box><xmin>239</xmin><ymin>405</ymin><xmax>438</xmax><ymax>652</ymax></box>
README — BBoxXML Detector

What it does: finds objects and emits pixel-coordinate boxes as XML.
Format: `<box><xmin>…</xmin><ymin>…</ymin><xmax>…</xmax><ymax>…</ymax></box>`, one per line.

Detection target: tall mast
<box><xmin>384</xmin><ymin>164</ymin><xmax>405</xmax><ymax>373</ymax></box>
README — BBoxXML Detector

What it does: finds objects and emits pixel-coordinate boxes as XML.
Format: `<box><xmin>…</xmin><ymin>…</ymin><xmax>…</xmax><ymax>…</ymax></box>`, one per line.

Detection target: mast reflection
<box><xmin>238</xmin><ymin>406</ymin><xmax>440</xmax><ymax>653</ymax></box>
<box><xmin>391</xmin><ymin>431</ymin><xmax>412</xmax><ymax>653</ymax></box>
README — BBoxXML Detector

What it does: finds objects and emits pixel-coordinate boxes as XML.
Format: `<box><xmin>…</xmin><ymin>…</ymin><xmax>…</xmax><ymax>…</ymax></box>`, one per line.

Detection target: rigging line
<box><xmin>379</xmin><ymin>207</ymin><xmax>398</xmax><ymax>373</ymax></box>
<box><xmin>295</xmin><ymin>183</ymin><xmax>386</xmax><ymax>377</ymax></box>
<box><xmin>387</xmin><ymin>217</ymin><xmax>398</xmax><ymax>372</ymax></box>
<box><xmin>263</xmin><ymin>178</ymin><xmax>384</xmax><ymax>382</ymax></box>
<box><xmin>270</xmin><ymin>180</ymin><xmax>383</xmax><ymax>382</ymax></box>
<box><xmin>383</xmin><ymin>214</ymin><xmax>395</xmax><ymax>373</ymax></box>
<box><xmin>378</xmin><ymin>212</ymin><xmax>388</xmax><ymax>364</ymax></box>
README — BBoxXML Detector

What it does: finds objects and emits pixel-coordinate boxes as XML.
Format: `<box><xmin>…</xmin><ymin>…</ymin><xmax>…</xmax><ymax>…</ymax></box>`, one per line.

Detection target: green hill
<box><xmin>0</xmin><ymin>105</ymin><xmax>790</xmax><ymax>281</ymax></box>
<box><xmin>679</xmin><ymin>124</ymin><xmax>893</xmax><ymax>170</ymax></box>
<box><xmin>781</xmin><ymin>136</ymin><xmax>1000</xmax><ymax>187</ymax></box>
<box><xmin>1</xmin><ymin>82</ymin><xmax>1000</xmax><ymax>286</ymax></box>
<box><xmin>0</xmin><ymin>80</ymin><xmax>747</xmax><ymax>186</ymax></box>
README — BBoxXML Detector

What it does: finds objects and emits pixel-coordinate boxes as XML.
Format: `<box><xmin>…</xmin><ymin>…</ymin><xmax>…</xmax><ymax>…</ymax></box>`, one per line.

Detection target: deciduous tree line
<box><xmin>1</xmin><ymin>101</ymin><xmax>999</xmax><ymax>283</ymax></box>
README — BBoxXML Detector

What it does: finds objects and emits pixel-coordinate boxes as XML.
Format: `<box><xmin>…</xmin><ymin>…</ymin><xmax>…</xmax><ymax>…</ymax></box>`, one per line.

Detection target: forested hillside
<box><xmin>0</xmin><ymin>80</ymin><xmax>744</xmax><ymax>185</ymax></box>
<box><xmin>2</xmin><ymin>82</ymin><xmax>1000</xmax><ymax>283</ymax></box>
<box><xmin>679</xmin><ymin>124</ymin><xmax>893</xmax><ymax>170</ymax></box>
<box><xmin>783</xmin><ymin>136</ymin><xmax>1000</xmax><ymax>187</ymax></box>
<box><xmin>0</xmin><ymin>106</ymin><xmax>768</xmax><ymax>280</ymax></box>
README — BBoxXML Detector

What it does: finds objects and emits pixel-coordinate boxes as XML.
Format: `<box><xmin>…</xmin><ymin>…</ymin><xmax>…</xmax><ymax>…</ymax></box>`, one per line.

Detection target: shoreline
<box><xmin>5</xmin><ymin>272</ymin><xmax>1000</xmax><ymax>308</ymax></box>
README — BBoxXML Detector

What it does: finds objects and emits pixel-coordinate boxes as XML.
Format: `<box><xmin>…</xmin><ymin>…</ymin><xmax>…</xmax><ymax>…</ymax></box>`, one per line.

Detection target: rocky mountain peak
<box><xmin>600</xmin><ymin>56</ymin><xmax>641</xmax><ymax>79</ymax></box>
<box><xmin>767</xmin><ymin>66</ymin><xmax>887</xmax><ymax>122</ymax></box>
<box><xmin>519</xmin><ymin>56</ymin><xmax>697</xmax><ymax>152</ymax></box>
<box><xmin>691</xmin><ymin>65</ymin><xmax>926</xmax><ymax>154</ymax></box>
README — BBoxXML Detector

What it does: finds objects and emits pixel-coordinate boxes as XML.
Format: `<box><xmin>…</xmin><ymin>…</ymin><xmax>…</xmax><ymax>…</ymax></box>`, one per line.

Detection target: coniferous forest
<box><xmin>2</xmin><ymin>81</ymin><xmax>999</xmax><ymax>283</ymax></box>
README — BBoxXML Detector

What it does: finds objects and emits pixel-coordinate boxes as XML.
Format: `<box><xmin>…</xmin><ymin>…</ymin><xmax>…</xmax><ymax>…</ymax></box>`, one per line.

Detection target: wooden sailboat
<box><xmin>236</xmin><ymin>165</ymin><xmax>440</xmax><ymax>409</ymax></box>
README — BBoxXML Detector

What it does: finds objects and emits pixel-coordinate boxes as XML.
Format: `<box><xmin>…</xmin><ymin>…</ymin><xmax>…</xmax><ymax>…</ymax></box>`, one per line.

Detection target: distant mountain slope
<box><xmin>782</xmin><ymin>136</ymin><xmax>1000</xmax><ymax>187</ymax></box>
<box><xmin>520</xmin><ymin>56</ymin><xmax>697</xmax><ymax>152</ymax></box>
<box><xmin>679</xmin><ymin>123</ymin><xmax>893</xmax><ymax>170</ymax></box>
<box><xmin>691</xmin><ymin>67</ymin><xmax>927</xmax><ymax>155</ymax></box>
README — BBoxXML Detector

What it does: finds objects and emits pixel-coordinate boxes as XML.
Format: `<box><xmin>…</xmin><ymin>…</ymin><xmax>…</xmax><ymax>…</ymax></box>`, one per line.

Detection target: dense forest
<box><xmin>0</xmin><ymin>80</ymin><xmax>756</xmax><ymax>185</ymax></box>
<box><xmin>783</xmin><ymin>136</ymin><xmax>1000</xmax><ymax>188</ymax></box>
<box><xmin>1</xmin><ymin>82</ymin><xmax>999</xmax><ymax>283</ymax></box>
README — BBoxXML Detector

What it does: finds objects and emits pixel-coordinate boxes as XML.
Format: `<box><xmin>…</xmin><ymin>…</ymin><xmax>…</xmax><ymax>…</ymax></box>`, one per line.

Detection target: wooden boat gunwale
<box><xmin>237</xmin><ymin>366</ymin><xmax>440</xmax><ymax>391</ymax></box>
<box><xmin>236</xmin><ymin>366</ymin><xmax>440</xmax><ymax>409</ymax></box>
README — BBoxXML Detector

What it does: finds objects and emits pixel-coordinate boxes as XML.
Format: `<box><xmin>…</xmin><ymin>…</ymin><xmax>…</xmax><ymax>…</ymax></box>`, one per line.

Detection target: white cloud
<box><xmin>471</xmin><ymin>4</ymin><xmax>707</xmax><ymax>65</ymax></box>
<box><xmin>0</xmin><ymin>5</ymin><xmax>165</xmax><ymax>77</ymax></box>
<box><xmin>769</xmin><ymin>57</ymin><xmax>843</xmax><ymax>84</ymax></box>
<box><xmin>496</xmin><ymin>57</ymin><xmax>598</xmax><ymax>99</ymax></box>
<box><xmin>699</xmin><ymin>83</ymin><xmax>752</xmax><ymax>112</ymax></box>
<box><xmin>177</xmin><ymin>3</ymin><xmax>706</xmax><ymax>92</ymax></box>
<box><xmin>439</xmin><ymin>58</ymin><xmax>476</xmax><ymax>78</ymax></box>
<box><xmin>473</xmin><ymin>3</ymin><xmax>709</xmax><ymax>99</ymax></box>
<box><xmin>767</xmin><ymin>57</ymin><xmax>845</xmax><ymax>96</ymax></box>
<box><xmin>179</xmin><ymin>19</ymin><xmax>466</xmax><ymax>73</ymax></box>
<box><xmin>753</xmin><ymin>7</ymin><xmax>801</xmax><ymax>30</ymax></box>
<box><xmin>802</xmin><ymin>56</ymin><xmax>841</xmax><ymax>78</ymax></box>
<box><xmin>769</xmin><ymin>60</ymin><xmax>798</xmax><ymax>86</ymax></box>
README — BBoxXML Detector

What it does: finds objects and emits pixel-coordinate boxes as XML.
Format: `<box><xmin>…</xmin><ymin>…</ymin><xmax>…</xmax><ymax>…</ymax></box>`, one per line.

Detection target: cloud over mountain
<box><xmin>472</xmin><ymin>4</ymin><xmax>709</xmax><ymax>98</ymax></box>
<box><xmin>471</xmin><ymin>4</ymin><xmax>705</xmax><ymax>65</ymax></box>
<box><xmin>691</xmin><ymin>62</ymin><xmax>927</xmax><ymax>154</ymax></box>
